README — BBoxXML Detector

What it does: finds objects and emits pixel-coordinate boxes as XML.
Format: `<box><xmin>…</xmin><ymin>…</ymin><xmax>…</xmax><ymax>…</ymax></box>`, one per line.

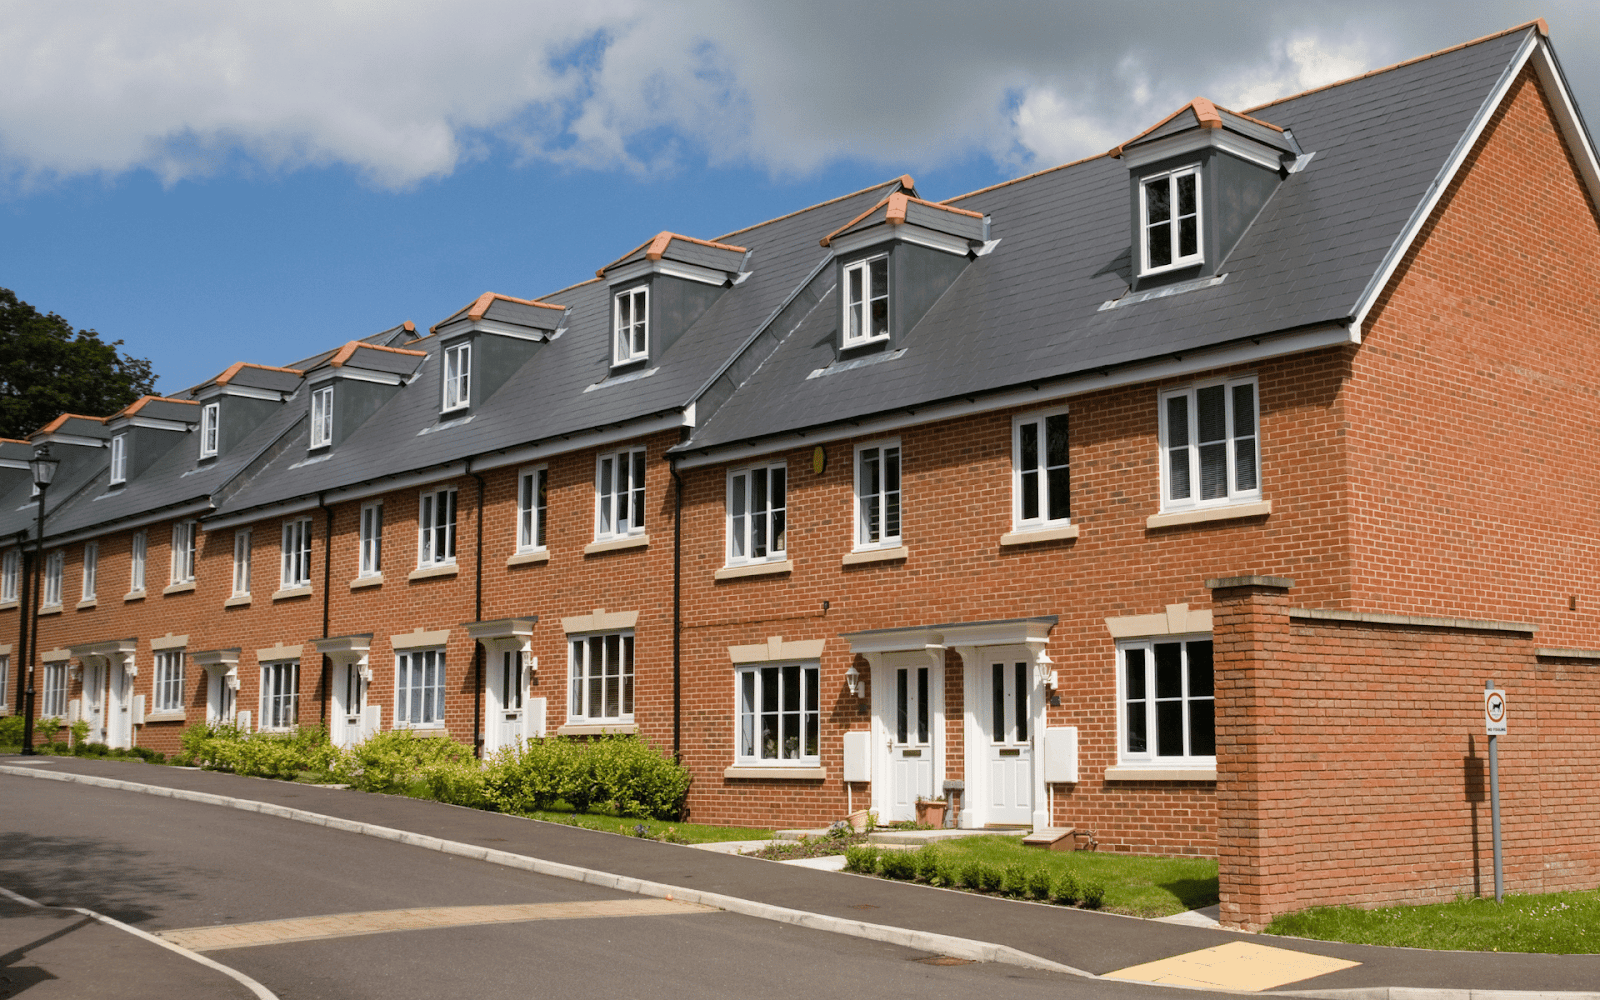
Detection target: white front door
<box><xmin>485</xmin><ymin>649</ymin><xmax>527</xmax><ymax>755</ymax></box>
<box><xmin>81</xmin><ymin>662</ymin><xmax>107</xmax><ymax>744</ymax></box>
<box><xmin>886</xmin><ymin>664</ymin><xmax>934</xmax><ymax>823</ymax></box>
<box><xmin>331</xmin><ymin>663</ymin><xmax>366</xmax><ymax>748</ymax></box>
<box><xmin>107</xmin><ymin>667</ymin><xmax>133</xmax><ymax>749</ymax></box>
<box><xmin>983</xmin><ymin>659</ymin><xmax>1034</xmax><ymax>827</ymax></box>
<box><xmin>207</xmin><ymin>672</ymin><xmax>236</xmax><ymax>726</ymax></box>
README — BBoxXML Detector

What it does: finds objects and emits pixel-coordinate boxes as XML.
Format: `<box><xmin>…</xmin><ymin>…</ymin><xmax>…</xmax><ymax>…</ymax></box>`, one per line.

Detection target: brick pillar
<box><xmin>1207</xmin><ymin>574</ymin><xmax>1293</xmax><ymax>931</ymax></box>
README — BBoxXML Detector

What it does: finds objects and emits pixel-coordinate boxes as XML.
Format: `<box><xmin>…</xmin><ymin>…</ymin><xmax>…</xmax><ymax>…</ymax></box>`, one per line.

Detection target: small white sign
<box><xmin>1485</xmin><ymin>689</ymin><xmax>1507</xmax><ymax>736</ymax></box>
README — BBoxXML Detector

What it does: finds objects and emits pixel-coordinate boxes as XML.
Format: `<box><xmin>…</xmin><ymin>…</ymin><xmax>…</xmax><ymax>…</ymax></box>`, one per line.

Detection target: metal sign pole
<box><xmin>1486</xmin><ymin>679</ymin><xmax>1504</xmax><ymax>903</ymax></box>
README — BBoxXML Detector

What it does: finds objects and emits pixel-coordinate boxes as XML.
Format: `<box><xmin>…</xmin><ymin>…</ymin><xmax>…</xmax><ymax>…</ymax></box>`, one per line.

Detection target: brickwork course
<box><xmin>2</xmin><ymin>21</ymin><xmax>1596</xmax><ymax>930</ymax></box>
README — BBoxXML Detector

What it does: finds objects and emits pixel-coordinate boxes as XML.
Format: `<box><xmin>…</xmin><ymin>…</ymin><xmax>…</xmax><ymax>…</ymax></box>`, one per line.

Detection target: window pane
<box><xmin>750</xmin><ymin>470</ymin><xmax>766</xmax><ymax>557</ymax></box>
<box><xmin>1187</xmin><ymin>640</ymin><xmax>1214</xmax><ymax>697</ymax></box>
<box><xmin>604</xmin><ymin>634</ymin><xmax>621</xmax><ymax>718</ymax></box>
<box><xmin>1200</xmin><ymin>443</ymin><xmax>1228</xmax><ymax>500</ymax></box>
<box><xmin>1176</xmin><ymin>173</ymin><xmax>1196</xmax><ymax>216</ymax></box>
<box><xmin>1235</xmin><ymin>435</ymin><xmax>1258</xmax><ymax>493</ymax></box>
<box><xmin>1156</xmin><ymin>701</ymin><xmax>1184</xmax><ymax>756</ymax></box>
<box><xmin>1197</xmin><ymin>385</ymin><xmax>1226</xmax><ymax>442</ymax></box>
<box><xmin>599</xmin><ymin>458</ymin><xmax>614</xmax><ymax>533</ymax></box>
<box><xmin>1146</xmin><ymin>178</ymin><xmax>1171</xmax><ymax>223</ymax></box>
<box><xmin>739</xmin><ymin>671</ymin><xmax>755</xmax><ymax>757</ymax></box>
<box><xmin>860</xmin><ymin>449</ymin><xmax>880</xmax><ymax>542</ymax></box>
<box><xmin>770</xmin><ymin>467</ymin><xmax>786</xmax><ymax>553</ymax></box>
<box><xmin>1015</xmin><ymin>662</ymin><xmax>1029</xmax><ymax>743</ymax></box>
<box><xmin>1125</xmin><ymin>648</ymin><xmax>1146</xmax><ymax>699</ymax></box>
<box><xmin>570</xmin><ymin>641</ymin><xmax>583</xmax><ymax>717</ymax></box>
<box><xmin>587</xmin><ymin>637</ymin><xmax>603</xmax><ymax>718</ymax></box>
<box><xmin>884</xmin><ymin>447</ymin><xmax>900</xmax><ymax>539</ymax></box>
<box><xmin>1154</xmin><ymin>643</ymin><xmax>1183</xmax><ymax>698</ymax></box>
<box><xmin>622</xmin><ymin>636</ymin><xmax>633</xmax><ymax>716</ymax></box>
<box><xmin>804</xmin><ymin>666</ymin><xmax>818</xmax><ymax>757</ymax></box>
<box><xmin>991</xmin><ymin>663</ymin><xmax>1005</xmax><ymax>743</ymax></box>
<box><xmin>1189</xmin><ymin>699</ymin><xmax>1215</xmax><ymax>757</ymax></box>
<box><xmin>896</xmin><ymin>668</ymin><xmax>908</xmax><ymax>745</ymax></box>
<box><xmin>761</xmin><ymin>665</ymin><xmax>778</xmax><ymax>759</ymax></box>
<box><xmin>1047</xmin><ymin>467</ymin><xmax>1070</xmax><ymax>522</ymax></box>
<box><xmin>1179</xmin><ymin>216</ymin><xmax>1198</xmax><ymax>258</ymax></box>
<box><xmin>632</xmin><ymin>451</ymin><xmax>646</xmax><ymax>530</ymax></box>
<box><xmin>916</xmin><ymin>666</ymin><xmax>929</xmax><ymax>744</ymax></box>
<box><xmin>730</xmin><ymin>474</ymin><xmax>746</xmax><ymax>558</ymax></box>
<box><xmin>1019</xmin><ymin>420</ymin><xmax>1039</xmax><ymax>521</ymax></box>
<box><xmin>1166</xmin><ymin>397</ymin><xmax>1190</xmax><ymax>500</ymax></box>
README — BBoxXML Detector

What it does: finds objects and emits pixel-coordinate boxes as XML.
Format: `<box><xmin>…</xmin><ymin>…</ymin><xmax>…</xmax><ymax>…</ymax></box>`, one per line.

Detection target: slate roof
<box><xmin>677</xmin><ymin>24</ymin><xmax>1541</xmax><ymax>454</ymax></box>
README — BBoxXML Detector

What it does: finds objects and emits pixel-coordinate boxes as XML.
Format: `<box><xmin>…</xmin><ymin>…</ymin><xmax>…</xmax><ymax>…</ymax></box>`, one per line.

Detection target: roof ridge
<box><xmin>33</xmin><ymin>413</ymin><xmax>110</xmax><ymax>436</ymax></box>
<box><xmin>327</xmin><ymin>340</ymin><xmax>429</xmax><ymax>368</ymax></box>
<box><xmin>714</xmin><ymin>174</ymin><xmax>915</xmax><ymax>243</ymax></box>
<box><xmin>1244</xmin><ymin>19</ymin><xmax>1547</xmax><ymax>114</ymax></box>
<box><xmin>212</xmin><ymin>361</ymin><xmax>305</xmax><ymax>386</ymax></box>
<box><xmin>120</xmin><ymin>395</ymin><xmax>200</xmax><ymax>416</ymax></box>
<box><xmin>941</xmin><ymin>150</ymin><xmax>1112</xmax><ymax>206</ymax></box>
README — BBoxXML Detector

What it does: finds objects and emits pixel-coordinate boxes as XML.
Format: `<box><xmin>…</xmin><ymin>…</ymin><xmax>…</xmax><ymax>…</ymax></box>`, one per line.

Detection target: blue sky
<box><xmin>0</xmin><ymin>2</ymin><xmax>1585</xmax><ymax>397</ymax></box>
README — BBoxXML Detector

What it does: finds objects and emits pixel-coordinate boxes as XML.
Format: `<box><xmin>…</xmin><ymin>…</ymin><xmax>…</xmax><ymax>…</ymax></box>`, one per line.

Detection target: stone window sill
<box><xmin>37</xmin><ymin>605</ymin><xmax>61</xmax><ymax>617</ymax></box>
<box><xmin>1146</xmin><ymin>499</ymin><xmax>1271</xmax><ymax>530</ymax></box>
<box><xmin>842</xmin><ymin>545</ymin><xmax>908</xmax><ymax>567</ymax></box>
<box><xmin>224</xmin><ymin>594</ymin><xmax>252</xmax><ymax>608</ymax></box>
<box><xmin>350</xmin><ymin>574</ymin><xmax>383</xmax><ymax>590</ymax></box>
<box><xmin>714</xmin><ymin>559</ymin><xmax>793</xmax><ymax>581</ymax></box>
<box><xmin>0</xmin><ymin>600</ymin><xmax>15</xmax><ymax>611</ymax></box>
<box><xmin>144</xmin><ymin>711</ymin><xmax>185</xmax><ymax>723</ymax></box>
<box><xmin>584</xmin><ymin>534</ymin><xmax>649</xmax><ymax>556</ymax></box>
<box><xmin>507</xmin><ymin>550</ymin><xmax>550</xmax><ymax>567</ymax></box>
<box><xmin>1103</xmin><ymin>766</ymin><xmax>1217</xmax><ymax>782</ymax></box>
<box><xmin>124</xmin><ymin>589</ymin><xmax>147</xmax><ymax>602</ymax></box>
<box><xmin>556</xmin><ymin>722</ymin><xmax>637</xmax><ymax>736</ymax></box>
<box><xmin>999</xmin><ymin>524</ymin><xmax>1080</xmax><ymax>547</ymax></box>
<box><xmin>722</xmin><ymin>765</ymin><xmax>827</xmax><ymax>780</ymax></box>
<box><xmin>272</xmin><ymin>586</ymin><xmax>313</xmax><ymax>601</ymax></box>
<box><xmin>163</xmin><ymin>581</ymin><xmax>196</xmax><ymax>595</ymax></box>
<box><xmin>396</xmin><ymin>726</ymin><xmax>449</xmax><ymax>736</ymax></box>
<box><xmin>76</xmin><ymin>599</ymin><xmax>97</xmax><ymax>610</ymax></box>
<box><xmin>408</xmin><ymin>563</ymin><xmax>459</xmax><ymax>582</ymax></box>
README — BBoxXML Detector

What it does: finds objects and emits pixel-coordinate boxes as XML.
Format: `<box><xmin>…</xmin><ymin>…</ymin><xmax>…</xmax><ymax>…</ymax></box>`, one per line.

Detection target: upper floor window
<box><xmin>1118</xmin><ymin>637</ymin><xmax>1214</xmax><ymax>766</ymax></box>
<box><xmin>568</xmin><ymin>631</ymin><xmax>633</xmax><ymax>722</ymax></box>
<box><xmin>2</xmin><ymin>549</ymin><xmax>18</xmax><ymax>603</ymax></box>
<box><xmin>81</xmin><ymin>541</ymin><xmax>98</xmax><ymax>602</ymax></box>
<box><xmin>232</xmin><ymin>529</ymin><xmax>252</xmax><ymax>596</ymax></box>
<box><xmin>310</xmin><ymin>386</ymin><xmax>333</xmax><ymax>449</ymax></box>
<box><xmin>843</xmin><ymin>255</ymin><xmax>889</xmax><ymax>346</ymax></box>
<box><xmin>42</xmin><ymin>550</ymin><xmax>63</xmax><ymax>608</ymax></box>
<box><xmin>1013</xmin><ymin>410</ymin><xmax>1070</xmax><ymax>530</ymax></box>
<box><xmin>418</xmin><ymin>488</ymin><xmax>457</xmax><ymax>567</ymax></box>
<box><xmin>281</xmin><ymin>517</ymin><xmax>312</xmax><ymax>589</ymax></box>
<box><xmin>595</xmin><ymin>447</ymin><xmax>646</xmax><ymax>540</ymax></box>
<box><xmin>442</xmin><ymin>341</ymin><xmax>471</xmax><ymax>412</ymax></box>
<box><xmin>728</xmin><ymin>463</ymin><xmax>786</xmax><ymax>565</ymax></box>
<box><xmin>359</xmin><ymin>502</ymin><xmax>383</xmax><ymax>577</ymax></box>
<box><xmin>854</xmin><ymin>440</ymin><xmax>901</xmax><ymax>549</ymax></box>
<box><xmin>130</xmin><ymin>531</ymin><xmax>147</xmax><ymax>593</ymax></box>
<box><xmin>613</xmin><ymin>287</ymin><xmax>648</xmax><ymax>365</ymax></box>
<box><xmin>518</xmin><ymin>466</ymin><xmax>548</xmax><ymax>552</ymax></box>
<box><xmin>170</xmin><ymin>521</ymin><xmax>196</xmax><ymax>585</ymax></box>
<box><xmin>1141</xmin><ymin>166</ymin><xmax>1202</xmax><ymax>274</ymax></box>
<box><xmin>1161</xmin><ymin>376</ymin><xmax>1258</xmax><ymax>511</ymax></box>
<box><xmin>200</xmin><ymin>401</ymin><xmax>220</xmax><ymax>458</ymax></box>
<box><xmin>109</xmin><ymin>434</ymin><xmax>127</xmax><ymax>485</ymax></box>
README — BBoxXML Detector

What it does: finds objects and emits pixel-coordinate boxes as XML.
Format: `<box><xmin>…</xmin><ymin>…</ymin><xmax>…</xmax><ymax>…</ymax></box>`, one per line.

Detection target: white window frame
<box><xmin>1116</xmin><ymin>636</ymin><xmax>1215</xmax><ymax>768</ymax></box>
<box><xmin>594</xmin><ymin>447</ymin><xmax>646</xmax><ymax>541</ymax></box>
<box><xmin>726</xmin><ymin>462</ymin><xmax>786</xmax><ymax>566</ymax></box>
<box><xmin>309</xmin><ymin>385</ymin><xmax>334</xmax><ymax>449</ymax></box>
<box><xmin>1</xmin><ymin>549</ymin><xmax>17</xmax><ymax>603</ymax></box>
<box><xmin>41</xmin><ymin>662</ymin><xmax>67</xmax><ymax>717</ymax></box>
<box><xmin>517</xmin><ymin>465</ymin><xmax>548</xmax><ymax>553</ymax></box>
<box><xmin>441</xmin><ymin>341</ymin><xmax>471</xmax><ymax>412</ymax></box>
<box><xmin>0</xmin><ymin>653</ymin><xmax>9</xmax><ymax>708</ymax></box>
<box><xmin>130</xmin><ymin>531</ymin><xmax>147</xmax><ymax>593</ymax></box>
<box><xmin>842</xmin><ymin>253</ymin><xmax>890</xmax><ymax>347</ymax></box>
<box><xmin>109</xmin><ymin>434</ymin><xmax>127</xmax><ymax>485</ymax></box>
<box><xmin>567</xmin><ymin>631</ymin><xmax>634</xmax><ymax>723</ymax></box>
<box><xmin>1159</xmin><ymin>375</ymin><xmax>1260</xmax><ymax>512</ymax></box>
<box><xmin>170</xmin><ymin>521</ymin><xmax>196</xmax><ymax>585</ymax></box>
<box><xmin>154</xmin><ymin>649</ymin><xmax>186</xmax><ymax>714</ymax></box>
<box><xmin>1139</xmin><ymin>164</ymin><xmax>1203</xmax><ymax>275</ymax></box>
<box><xmin>735</xmin><ymin>661</ymin><xmax>820</xmax><ymax>765</ymax></box>
<box><xmin>280</xmin><ymin>517</ymin><xmax>312</xmax><ymax>589</ymax></box>
<box><xmin>81</xmin><ymin>541</ymin><xmax>98</xmax><ymax>602</ymax></box>
<box><xmin>395</xmin><ymin>648</ymin><xmax>446</xmax><ymax>728</ymax></box>
<box><xmin>612</xmin><ymin>286</ymin><xmax>649</xmax><ymax>366</ymax></box>
<box><xmin>1012</xmin><ymin>408</ymin><xmax>1071</xmax><ymax>531</ymax></box>
<box><xmin>42</xmin><ymin>550</ymin><xmax>63</xmax><ymax>609</ymax></box>
<box><xmin>417</xmin><ymin>488</ymin><xmax>457</xmax><ymax>568</ymax></box>
<box><xmin>232</xmin><ymin>529</ymin><xmax>252</xmax><ymax>596</ymax></box>
<box><xmin>199</xmin><ymin>401</ymin><xmax>220</xmax><ymax>458</ymax></box>
<box><xmin>259</xmin><ymin>660</ymin><xmax>299</xmax><ymax>731</ymax></box>
<box><xmin>358</xmin><ymin>502</ymin><xmax>383</xmax><ymax>577</ymax></box>
<box><xmin>853</xmin><ymin>439</ymin><xmax>902</xmax><ymax>550</ymax></box>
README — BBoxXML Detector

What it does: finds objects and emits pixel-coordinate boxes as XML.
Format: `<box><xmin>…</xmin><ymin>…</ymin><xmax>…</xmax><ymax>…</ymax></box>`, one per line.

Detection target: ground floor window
<box><xmin>260</xmin><ymin>660</ymin><xmax>299</xmax><ymax>731</ymax></box>
<box><xmin>569</xmin><ymin>632</ymin><xmax>633</xmax><ymax>722</ymax></box>
<box><xmin>154</xmin><ymin>650</ymin><xmax>185</xmax><ymax>713</ymax></box>
<box><xmin>41</xmin><ymin>662</ymin><xmax>67</xmax><ymax>717</ymax></box>
<box><xmin>396</xmin><ymin>649</ymin><xmax>446</xmax><ymax>727</ymax></box>
<box><xmin>737</xmin><ymin>663</ymin><xmax>819</xmax><ymax>763</ymax></box>
<box><xmin>1119</xmin><ymin>637</ymin><xmax>1214</xmax><ymax>764</ymax></box>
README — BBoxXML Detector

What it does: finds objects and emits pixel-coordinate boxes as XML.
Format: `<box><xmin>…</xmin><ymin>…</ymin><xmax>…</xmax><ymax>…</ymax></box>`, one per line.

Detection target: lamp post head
<box><xmin>29</xmin><ymin>444</ymin><xmax>59</xmax><ymax>489</ymax></box>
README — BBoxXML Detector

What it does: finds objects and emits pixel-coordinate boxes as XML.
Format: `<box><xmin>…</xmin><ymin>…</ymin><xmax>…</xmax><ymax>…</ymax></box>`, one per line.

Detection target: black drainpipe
<box><xmin>469</xmin><ymin>462</ymin><xmax>486</xmax><ymax>758</ymax></box>
<box><xmin>13</xmin><ymin>531</ymin><xmax>30</xmax><ymax>719</ymax></box>
<box><xmin>670</xmin><ymin>458</ymin><xmax>683</xmax><ymax>762</ymax></box>
<box><xmin>319</xmin><ymin>493</ymin><xmax>332</xmax><ymax>729</ymax></box>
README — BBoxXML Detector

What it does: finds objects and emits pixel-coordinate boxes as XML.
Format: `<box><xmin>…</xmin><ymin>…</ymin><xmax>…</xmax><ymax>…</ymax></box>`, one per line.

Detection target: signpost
<box><xmin>1484</xmin><ymin>681</ymin><xmax>1506</xmax><ymax>902</ymax></box>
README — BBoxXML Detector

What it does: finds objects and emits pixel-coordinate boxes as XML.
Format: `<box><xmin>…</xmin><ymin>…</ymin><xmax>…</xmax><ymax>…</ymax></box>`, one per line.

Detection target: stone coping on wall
<box><xmin>1536</xmin><ymin>646</ymin><xmax>1600</xmax><ymax>659</ymax></box>
<box><xmin>1288</xmin><ymin>608</ymin><xmax>1537</xmax><ymax>634</ymax></box>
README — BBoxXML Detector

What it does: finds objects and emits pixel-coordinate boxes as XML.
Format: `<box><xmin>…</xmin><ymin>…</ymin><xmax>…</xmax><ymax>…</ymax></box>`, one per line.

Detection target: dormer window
<box><xmin>613</xmin><ymin>287</ymin><xmax>648</xmax><ymax>366</ymax></box>
<box><xmin>442</xmin><ymin>341</ymin><xmax>471</xmax><ymax>412</ymax></box>
<box><xmin>1141</xmin><ymin>166</ymin><xmax>1202</xmax><ymax>274</ymax></box>
<box><xmin>843</xmin><ymin>255</ymin><xmax>889</xmax><ymax>346</ymax></box>
<box><xmin>199</xmin><ymin>402</ymin><xmax>220</xmax><ymax>458</ymax></box>
<box><xmin>310</xmin><ymin>386</ymin><xmax>333</xmax><ymax>449</ymax></box>
<box><xmin>109</xmin><ymin>434</ymin><xmax>127</xmax><ymax>485</ymax></box>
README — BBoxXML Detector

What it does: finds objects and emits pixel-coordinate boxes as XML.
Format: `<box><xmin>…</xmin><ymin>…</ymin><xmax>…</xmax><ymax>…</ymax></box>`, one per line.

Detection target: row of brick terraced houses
<box><xmin>5</xmin><ymin>21</ymin><xmax>1599</xmax><ymax>930</ymax></box>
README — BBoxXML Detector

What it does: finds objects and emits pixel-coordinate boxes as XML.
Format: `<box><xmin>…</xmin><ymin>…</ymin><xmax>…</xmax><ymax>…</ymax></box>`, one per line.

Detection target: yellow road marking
<box><xmin>1104</xmin><ymin>941</ymin><xmax>1360</xmax><ymax>992</ymax></box>
<box><xmin>158</xmin><ymin>898</ymin><xmax>715</xmax><ymax>952</ymax></box>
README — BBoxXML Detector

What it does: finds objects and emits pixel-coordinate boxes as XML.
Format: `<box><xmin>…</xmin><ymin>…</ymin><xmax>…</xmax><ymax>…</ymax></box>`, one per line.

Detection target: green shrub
<box><xmin>933</xmin><ymin>860</ymin><xmax>960</xmax><ymax>888</ymax></box>
<box><xmin>484</xmin><ymin>738</ymin><xmax>574</xmax><ymax>813</ymax></box>
<box><xmin>1027</xmin><ymin>868</ymin><xmax>1053</xmax><ymax>901</ymax></box>
<box><xmin>977</xmin><ymin>864</ymin><xmax>1002</xmax><ymax>893</ymax></box>
<box><xmin>588</xmin><ymin>735</ymin><xmax>693</xmax><ymax>820</ymax></box>
<box><xmin>879</xmin><ymin>850</ymin><xmax>917</xmax><ymax>880</ymax></box>
<box><xmin>843</xmin><ymin>845</ymin><xmax>880</xmax><ymax>873</ymax></box>
<box><xmin>913</xmin><ymin>845</ymin><xmax>941</xmax><ymax>883</ymax></box>
<box><xmin>1081</xmin><ymin>882</ymin><xmax>1106</xmax><ymax>910</ymax></box>
<box><xmin>1000</xmin><ymin>863</ymin><xmax>1028</xmax><ymax>897</ymax></box>
<box><xmin>129</xmin><ymin>746</ymin><xmax>165</xmax><ymax>764</ymax></box>
<box><xmin>336</xmin><ymin>729</ymin><xmax>471</xmax><ymax>793</ymax></box>
<box><xmin>957</xmin><ymin>860</ymin><xmax>983</xmax><ymax>889</ymax></box>
<box><xmin>180</xmin><ymin>722</ymin><xmax>213</xmax><ymax>762</ymax></box>
<box><xmin>1053</xmin><ymin>871</ymin><xmax>1080</xmax><ymax>905</ymax></box>
<box><xmin>482</xmin><ymin>735</ymin><xmax>691</xmax><ymax>821</ymax></box>
<box><xmin>70</xmin><ymin>719</ymin><xmax>90</xmax><ymax>746</ymax></box>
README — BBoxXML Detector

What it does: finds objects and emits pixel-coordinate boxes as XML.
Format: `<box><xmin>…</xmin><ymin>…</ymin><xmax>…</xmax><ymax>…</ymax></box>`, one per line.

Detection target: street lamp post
<box><xmin>20</xmin><ymin>444</ymin><xmax>59</xmax><ymax>756</ymax></box>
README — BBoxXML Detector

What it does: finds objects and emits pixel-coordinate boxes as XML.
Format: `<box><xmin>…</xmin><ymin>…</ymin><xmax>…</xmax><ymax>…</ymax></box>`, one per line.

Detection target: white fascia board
<box><xmin>197</xmin><ymin>384</ymin><xmax>289</xmax><ymax>403</ymax></box>
<box><xmin>47</xmin><ymin>499</ymin><xmax>215</xmax><ymax>548</ymax></box>
<box><xmin>308</xmin><ymin>369</ymin><xmax>404</xmax><ymax>387</ymax></box>
<box><xmin>201</xmin><ymin>495</ymin><xmax>324</xmax><ymax>533</ymax></box>
<box><xmin>1122</xmin><ymin>129</ymin><xmax>1286</xmax><ymax>172</ymax></box>
<box><xmin>1529</xmin><ymin>41</ymin><xmax>1600</xmax><ymax>225</ymax></box>
<box><xmin>0</xmin><ymin>459</ymin><xmax>29</xmax><ymax>470</ymax></box>
<box><xmin>674</xmin><ymin>322</ymin><xmax>1355</xmax><ymax>471</ymax></box>
<box><xmin>830</xmin><ymin>224</ymin><xmax>971</xmax><ymax>259</ymax></box>
<box><xmin>474</xmin><ymin>411</ymin><xmax>689</xmax><ymax>474</ymax></box>
<box><xmin>607</xmin><ymin>258</ymin><xmax>731</xmax><ymax>287</ymax></box>
<box><xmin>119</xmin><ymin>416</ymin><xmax>192</xmax><ymax>432</ymax></box>
<box><xmin>1351</xmin><ymin>30</ymin><xmax>1538</xmax><ymax>334</ymax></box>
<box><xmin>35</xmin><ymin>433</ymin><xmax>105</xmax><ymax>449</ymax></box>
<box><xmin>434</xmin><ymin>318</ymin><xmax>556</xmax><ymax>343</ymax></box>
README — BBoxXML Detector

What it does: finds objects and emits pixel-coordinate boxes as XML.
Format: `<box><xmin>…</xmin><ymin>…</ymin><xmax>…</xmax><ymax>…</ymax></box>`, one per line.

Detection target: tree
<box><xmin>0</xmin><ymin>287</ymin><xmax>157</xmax><ymax>439</ymax></box>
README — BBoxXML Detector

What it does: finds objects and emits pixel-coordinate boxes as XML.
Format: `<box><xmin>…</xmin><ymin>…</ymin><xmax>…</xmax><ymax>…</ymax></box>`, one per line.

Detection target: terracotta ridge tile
<box><xmin>213</xmin><ymin>362</ymin><xmax>304</xmax><ymax>386</ymax></box>
<box><xmin>33</xmin><ymin>413</ymin><xmax>109</xmax><ymax>436</ymax></box>
<box><xmin>819</xmin><ymin>188</ymin><xmax>983</xmax><ymax>246</ymax></box>
<box><xmin>120</xmin><ymin>395</ymin><xmax>200</xmax><ymax>416</ymax></box>
<box><xmin>328</xmin><ymin>341</ymin><xmax>429</xmax><ymax>368</ymax></box>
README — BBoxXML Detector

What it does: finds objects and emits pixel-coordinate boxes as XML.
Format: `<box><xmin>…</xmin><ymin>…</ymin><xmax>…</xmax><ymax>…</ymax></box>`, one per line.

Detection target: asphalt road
<box><xmin>0</xmin><ymin>774</ymin><xmax>1239</xmax><ymax>1000</ymax></box>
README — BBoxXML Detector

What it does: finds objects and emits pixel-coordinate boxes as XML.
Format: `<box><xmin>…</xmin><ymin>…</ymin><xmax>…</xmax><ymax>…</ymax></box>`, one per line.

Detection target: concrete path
<box><xmin>5</xmin><ymin>755</ymin><xmax>1599</xmax><ymax>997</ymax></box>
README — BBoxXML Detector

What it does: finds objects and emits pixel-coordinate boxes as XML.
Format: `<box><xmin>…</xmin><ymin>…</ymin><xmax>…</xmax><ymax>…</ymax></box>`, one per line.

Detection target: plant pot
<box><xmin>845</xmin><ymin>809</ymin><xmax>872</xmax><ymax>833</ymax></box>
<box><xmin>915</xmin><ymin>800</ymin><xmax>946</xmax><ymax>827</ymax></box>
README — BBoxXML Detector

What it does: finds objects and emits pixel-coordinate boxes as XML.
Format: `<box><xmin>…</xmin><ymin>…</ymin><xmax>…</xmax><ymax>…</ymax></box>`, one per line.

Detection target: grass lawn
<box><xmin>503</xmin><ymin>805</ymin><xmax>773</xmax><ymax>844</ymax></box>
<box><xmin>1267</xmin><ymin>890</ymin><xmax>1600</xmax><ymax>953</ymax></box>
<box><xmin>901</xmin><ymin>837</ymin><xmax>1217</xmax><ymax>918</ymax></box>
